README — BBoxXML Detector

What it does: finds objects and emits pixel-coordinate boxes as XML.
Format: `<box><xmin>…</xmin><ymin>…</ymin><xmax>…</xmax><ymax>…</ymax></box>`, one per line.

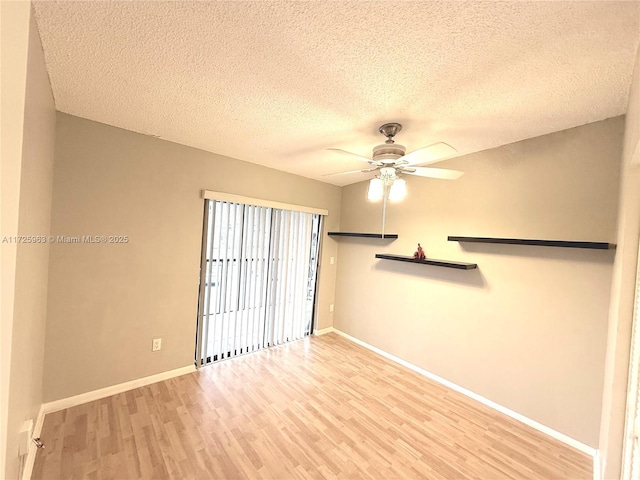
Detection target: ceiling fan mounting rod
<box><xmin>379</xmin><ymin>122</ymin><xmax>402</xmax><ymax>144</ymax></box>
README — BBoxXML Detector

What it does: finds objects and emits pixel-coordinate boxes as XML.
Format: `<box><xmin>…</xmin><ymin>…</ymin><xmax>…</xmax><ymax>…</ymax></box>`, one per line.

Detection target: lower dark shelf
<box><xmin>448</xmin><ymin>236</ymin><xmax>615</xmax><ymax>250</ymax></box>
<box><xmin>375</xmin><ymin>254</ymin><xmax>477</xmax><ymax>270</ymax></box>
<box><xmin>328</xmin><ymin>232</ymin><xmax>398</xmax><ymax>239</ymax></box>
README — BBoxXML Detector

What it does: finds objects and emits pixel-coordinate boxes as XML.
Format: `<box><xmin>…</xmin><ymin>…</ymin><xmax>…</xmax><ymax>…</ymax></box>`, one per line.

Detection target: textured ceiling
<box><xmin>33</xmin><ymin>1</ymin><xmax>640</xmax><ymax>186</ymax></box>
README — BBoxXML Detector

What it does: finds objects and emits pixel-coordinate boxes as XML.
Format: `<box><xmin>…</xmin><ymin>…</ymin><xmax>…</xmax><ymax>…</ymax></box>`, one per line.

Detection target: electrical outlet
<box><xmin>329</xmin><ymin>304</ymin><xmax>334</xmax><ymax>313</ymax></box>
<box><xmin>152</xmin><ymin>338</ymin><xmax>162</xmax><ymax>351</ymax></box>
<box><xmin>330</xmin><ymin>256</ymin><xmax>335</xmax><ymax>265</ymax></box>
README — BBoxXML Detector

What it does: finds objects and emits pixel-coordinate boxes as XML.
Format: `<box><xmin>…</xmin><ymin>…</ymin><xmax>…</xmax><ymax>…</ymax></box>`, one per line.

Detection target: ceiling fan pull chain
<box><xmin>381</xmin><ymin>183</ymin><xmax>388</xmax><ymax>237</ymax></box>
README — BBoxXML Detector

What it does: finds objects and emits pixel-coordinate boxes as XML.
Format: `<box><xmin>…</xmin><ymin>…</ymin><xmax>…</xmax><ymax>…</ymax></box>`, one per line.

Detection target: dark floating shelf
<box><xmin>328</xmin><ymin>232</ymin><xmax>398</xmax><ymax>239</ymax></box>
<box><xmin>448</xmin><ymin>236</ymin><xmax>615</xmax><ymax>250</ymax></box>
<box><xmin>375</xmin><ymin>254</ymin><xmax>477</xmax><ymax>270</ymax></box>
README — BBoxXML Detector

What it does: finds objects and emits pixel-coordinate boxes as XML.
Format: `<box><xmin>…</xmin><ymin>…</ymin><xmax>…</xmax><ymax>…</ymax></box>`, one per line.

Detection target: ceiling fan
<box><xmin>324</xmin><ymin>123</ymin><xmax>464</xmax><ymax>187</ymax></box>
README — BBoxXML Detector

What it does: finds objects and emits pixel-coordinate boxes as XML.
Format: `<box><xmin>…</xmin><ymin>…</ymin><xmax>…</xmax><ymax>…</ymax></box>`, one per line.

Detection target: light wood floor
<box><xmin>33</xmin><ymin>333</ymin><xmax>592</xmax><ymax>479</ymax></box>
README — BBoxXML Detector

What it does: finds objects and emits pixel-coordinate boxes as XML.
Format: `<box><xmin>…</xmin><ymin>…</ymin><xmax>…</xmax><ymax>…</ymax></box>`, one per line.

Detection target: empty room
<box><xmin>3</xmin><ymin>1</ymin><xmax>640</xmax><ymax>479</ymax></box>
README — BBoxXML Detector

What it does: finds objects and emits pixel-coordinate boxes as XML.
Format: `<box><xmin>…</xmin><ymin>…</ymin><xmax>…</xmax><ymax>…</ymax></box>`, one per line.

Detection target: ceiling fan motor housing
<box><xmin>372</xmin><ymin>143</ymin><xmax>406</xmax><ymax>164</ymax></box>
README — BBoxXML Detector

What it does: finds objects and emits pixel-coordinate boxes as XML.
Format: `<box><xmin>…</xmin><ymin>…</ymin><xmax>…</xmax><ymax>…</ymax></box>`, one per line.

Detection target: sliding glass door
<box><xmin>195</xmin><ymin>200</ymin><xmax>322</xmax><ymax>366</ymax></box>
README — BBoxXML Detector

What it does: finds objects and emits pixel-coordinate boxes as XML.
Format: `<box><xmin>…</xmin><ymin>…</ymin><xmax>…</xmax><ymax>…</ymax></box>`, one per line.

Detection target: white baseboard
<box><xmin>332</xmin><ymin>328</ymin><xmax>597</xmax><ymax>458</ymax></box>
<box><xmin>313</xmin><ymin>326</ymin><xmax>335</xmax><ymax>336</ymax></box>
<box><xmin>41</xmin><ymin>365</ymin><xmax>196</xmax><ymax>415</ymax></box>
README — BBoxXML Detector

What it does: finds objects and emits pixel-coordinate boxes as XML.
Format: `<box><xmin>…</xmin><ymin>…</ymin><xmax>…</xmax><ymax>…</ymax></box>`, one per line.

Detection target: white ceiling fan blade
<box><xmin>401</xmin><ymin>166</ymin><xmax>464</xmax><ymax>180</ymax></box>
<box><xmin>327</xmin><ymin>148</ymin><xmax>376</xmax><ymax>164</ymax></box>
<box><xmin>401</xmin><ymin>142</ymin><xmax>458</xmax><ymax>166</ymax></box>
<box><xmin>322</xmin><ymin>167</ymin><xmax>378</xmax><ymax>177</ymax></box>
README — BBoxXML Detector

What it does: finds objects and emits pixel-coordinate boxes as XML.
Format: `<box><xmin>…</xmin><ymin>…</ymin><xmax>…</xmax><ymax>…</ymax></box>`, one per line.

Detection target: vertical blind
<box><xmin>195</xmin><ymin>200</ymin><xmax>322</xmax><ymax>366</ymax></box>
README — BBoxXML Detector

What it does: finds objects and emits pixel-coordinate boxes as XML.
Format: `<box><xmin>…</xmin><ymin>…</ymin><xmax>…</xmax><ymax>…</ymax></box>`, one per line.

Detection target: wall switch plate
<box><xmin>329</xmin><ymin>304</ymin><xmax>334</xmax><ymax>313</ymax></box>
<box><xmin>330</xmin><ymin>256</ymin><xmax>335</xmax><ymax>265</ymax></box>
<box><xmin>152</xmin><ymin>338</ymin><xmax>162</xmax><ymax>351</ymax></box>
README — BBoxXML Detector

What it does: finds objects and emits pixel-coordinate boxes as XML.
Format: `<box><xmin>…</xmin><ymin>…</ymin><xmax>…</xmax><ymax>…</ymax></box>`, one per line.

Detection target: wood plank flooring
<box><xmin>33</xmin><ymin>333</ymin><xmax>592</xmax><ymax>479</ymax></box>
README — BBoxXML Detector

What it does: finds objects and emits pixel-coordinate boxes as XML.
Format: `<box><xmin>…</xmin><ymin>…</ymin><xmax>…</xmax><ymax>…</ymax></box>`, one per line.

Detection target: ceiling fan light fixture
<box><xmin>367</xmin><ymin>178</ymin><xmax>384</xmax><ymax>201</ymax></box>
<box><xmin>388</xmin><ymin>178</ymin><xmax>407</xmax><ymax>202</ymax></box>
<box><xmin>379</xmin><ymin>166</ymin><xmax>397</xmax><ymax>180</ymax></box>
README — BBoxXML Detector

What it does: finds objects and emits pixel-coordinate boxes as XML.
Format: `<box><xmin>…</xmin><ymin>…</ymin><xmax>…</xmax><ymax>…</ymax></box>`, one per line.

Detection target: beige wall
<box><xmin>334</xmin><ymin>117</ymin><xmax>624</xmax><ymax>448</ymax></box>
<box><xmin>44</xmin><ymin>113</ymin><xmax>341</xmax><ymax>402</ymax></box>
<box><xmin>599</xmin><ymin>44</ymin><xmax>640</xmax><ymax>479</ymax></box>
<box><xmin>0</xmin><ymin>3</ymin><xmax>56</xmax><ymax>479</ymax></box>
